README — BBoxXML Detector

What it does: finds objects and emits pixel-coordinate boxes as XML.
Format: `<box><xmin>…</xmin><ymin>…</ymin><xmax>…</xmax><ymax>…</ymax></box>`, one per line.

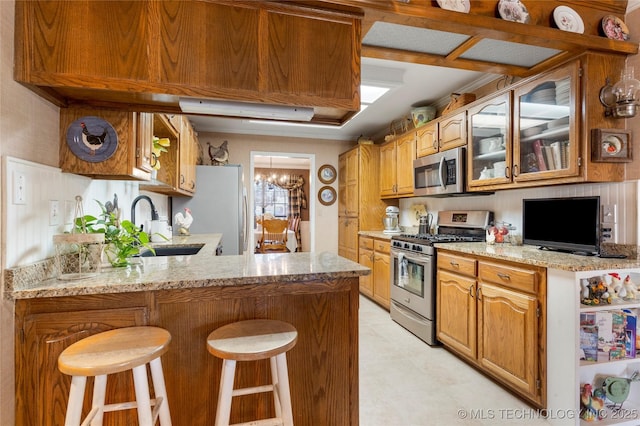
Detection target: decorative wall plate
<box><xmin>318</xmin><ymin>186</ymin><xmax>336</xmax><ymax>206</ymax></box>
<box><xmin>498</xmin><ymin>0</ymin><xmax>531</xmax><ymax>24</ymax></box>
<box><xmin>436</xmin><ymin>0</ymin><xmax>470</xmax><ymax>13</ymax></box>
<box><xmin>601</xmin><ymin>15</ymin><xmax>630</xmax><ymax>41</ymax></box>
<box><xmin>591</xmin><ymin>129</ymin><xmax>633</xmax><ymax>162</ymax></box>
<box><xmin>66</xmin><ymin>116</ymin><xmax>118</xmax><ymax>163</ymax></box>
<box><xmin>553</xmin><ymin>6</ymin><xmax>584</xmax><ymax>34</ymax></box>
<box><xmin>318</xmin><ymin>164</ymin><xmax>336</xmax><ymax>184</ymax></box>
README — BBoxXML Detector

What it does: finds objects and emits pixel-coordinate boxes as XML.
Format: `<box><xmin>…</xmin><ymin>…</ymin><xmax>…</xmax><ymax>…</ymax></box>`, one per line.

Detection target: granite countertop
<box><xmin>5</xmin><ymin>234</ymin><xmax>370</xmax><ymax>300</ymax></box>
<box><xmin>436</xmin><ymin>242</ymin><xmax>640</xmax><ymax>272</ymax></box>
<box><xmin>358</xmin><ymin>230</ymin><xmax>394</xmax><ymax>240</ymax></box>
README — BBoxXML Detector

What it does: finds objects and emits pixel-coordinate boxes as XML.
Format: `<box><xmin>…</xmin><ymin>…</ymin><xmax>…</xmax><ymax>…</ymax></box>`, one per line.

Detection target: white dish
<box><xmin>436</xmin><ymin>0</ymin><xmax>470</xmax><ymax>13</ymax></box>
<box><xmin>553</xmin><ymin>6</ymin><xmax>584</xmax><ymax>34</ymax></box>
<box><xmin>498</xmin><ymin>0</ymin><xmax>530</xmax><ymax>24</ymax></box>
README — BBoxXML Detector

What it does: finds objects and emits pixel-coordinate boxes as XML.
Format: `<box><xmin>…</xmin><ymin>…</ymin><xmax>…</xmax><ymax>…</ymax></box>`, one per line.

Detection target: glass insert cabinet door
<box><xmin>513</xmin><ymin>62</ymin><xmax>580</xmax><ymax>182</ymax></box>
<box><xmin>467</xmin><ymin>92</ymin><xmax>511</xmax><ymax>188</ymax></box>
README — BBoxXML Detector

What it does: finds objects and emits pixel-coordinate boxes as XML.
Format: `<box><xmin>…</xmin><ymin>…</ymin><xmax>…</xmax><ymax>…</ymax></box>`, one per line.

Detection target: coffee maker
<box><xmin>383</xmin><ymin>206</ymin><xmax>401</xmax><ymax>234</ymax></box>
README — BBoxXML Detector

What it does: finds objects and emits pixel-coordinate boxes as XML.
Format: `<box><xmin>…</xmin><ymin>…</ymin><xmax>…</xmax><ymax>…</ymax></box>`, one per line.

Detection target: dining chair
<box><xmin>258</xmin><ymin>219</ymin><xmax>290</xmax><ymax>253</ymax></box>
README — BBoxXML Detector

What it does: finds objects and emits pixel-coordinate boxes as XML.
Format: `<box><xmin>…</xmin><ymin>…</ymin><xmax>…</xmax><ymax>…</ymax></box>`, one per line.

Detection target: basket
<box><xmin>442</xmin><ymin>93</ymin><xmax>476</xmax><ymax>115</ymax></box>
<box><xmin>389</xmin><ymin>116</ymin><xmax>414</xmax><ymax>137</ymax></box>
<box><xmin>53</xmin><ymin>233</ymin><xmax>105</xmax><ymax>279</ymax></box>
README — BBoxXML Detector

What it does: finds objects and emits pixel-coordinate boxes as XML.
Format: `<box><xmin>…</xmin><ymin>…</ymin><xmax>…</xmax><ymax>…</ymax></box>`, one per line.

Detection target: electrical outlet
<box><xmin>12</xmin><ymin>172</ymin><xmax>26</xmax><ymax>205</ymax></box>
<box><xmin>602</xmin><ymin>204</ymin><xmax>617</xmax><ymax>224</ymax></box>
<box><xmin>49</xmin><ymin>200</ymin><xmax>60</xmax><ymax>226</ymax></box>
<box><xmin>601</xmin><ymin>223</ymin><xmax>617</xmax><ymax>244</ymax></box>
<box><xmin>64</xmin><ymin>200</ymin><xmax>75</xmax><ymax>225</ymax></box>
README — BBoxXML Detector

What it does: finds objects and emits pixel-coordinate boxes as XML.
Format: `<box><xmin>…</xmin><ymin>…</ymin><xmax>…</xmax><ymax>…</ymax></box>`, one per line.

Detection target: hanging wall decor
<box><xmin>591</xmin><ymin>129</ymin><xmax>633</xmax><ymax>162</ymax></box>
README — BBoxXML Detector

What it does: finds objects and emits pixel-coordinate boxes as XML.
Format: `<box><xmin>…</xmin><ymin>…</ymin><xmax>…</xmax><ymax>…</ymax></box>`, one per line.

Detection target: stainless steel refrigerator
<box><xmin>172</xmin><ymin>165</ymin><xmax>247</xmax><ymax>255</ymax></box>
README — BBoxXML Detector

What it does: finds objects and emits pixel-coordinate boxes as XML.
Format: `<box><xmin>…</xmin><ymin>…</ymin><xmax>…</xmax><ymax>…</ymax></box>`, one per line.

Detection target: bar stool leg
<box><xmin>275</xmin><ymin>353</ymin><xmax>294</xmax><ymax>426</ymax></box>
<box><xmin>65</xmin><ymin>376</ymin><xmax>87</xmax><ymax>426</ymax></box>
<box><xmin>89</xmin><ymin>374</ymin><xmax>107</xmax><ymax>426</ymax></box>
<box><xmin>149</xmin><ymin>357</ymin><xmax>172</xmax><ymax>426</ymax></box>
<box><xmin>215</xmin><ymin>359</ymin><xmax>237</xmax><ymax>426</ymax></box>
<box><xmin>132</xmin><ymin>364</ymin><xmax>153</xmax><ymax>425</ymax></box>
<box><xmin>269</xmin><ymin>357</ymin><xmax>282</xmax><ymax>420</ymax></box>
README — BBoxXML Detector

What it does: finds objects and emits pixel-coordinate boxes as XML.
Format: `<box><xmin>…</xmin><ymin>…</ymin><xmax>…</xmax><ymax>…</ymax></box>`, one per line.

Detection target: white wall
<box><xmin>399</xmin><ymin>181</ymin><xmax>639</xmax><ymax>245</ymax></box>
<box><xmin>197</xmin><ymin>132</ymin><xmax>354</xmax><ymax>253</ymax></box>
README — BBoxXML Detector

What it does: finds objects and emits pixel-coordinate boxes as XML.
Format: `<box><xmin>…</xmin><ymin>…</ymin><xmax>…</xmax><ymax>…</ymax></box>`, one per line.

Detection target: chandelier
<box><xmin>255</xmin><ymin>157</ymin><xmax>287</xmax><ymax>185</ymax></box>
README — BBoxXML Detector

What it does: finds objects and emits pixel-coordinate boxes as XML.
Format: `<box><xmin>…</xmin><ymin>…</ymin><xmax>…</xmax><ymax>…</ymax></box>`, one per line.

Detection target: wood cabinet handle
<box><xmin>497</xmin><ymin>272</ymin><xmax>511</xmax><ymax>280</ymax></box>
<box><xmin>449</xmin><ymin>260</ymin><xmax>459</xmax><ymax>268</ymax></box>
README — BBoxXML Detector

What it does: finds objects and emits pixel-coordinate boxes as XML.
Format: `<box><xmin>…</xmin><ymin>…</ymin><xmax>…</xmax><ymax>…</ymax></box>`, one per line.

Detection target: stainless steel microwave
<box><xmin>413</xmin><ymin>147</ymin><xmax>466</xmax><ymax>197</ymax></box>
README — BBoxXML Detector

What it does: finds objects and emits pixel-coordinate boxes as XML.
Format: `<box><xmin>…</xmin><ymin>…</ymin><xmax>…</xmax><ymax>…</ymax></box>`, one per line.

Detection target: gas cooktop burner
<box><xmin>393</xmin><ymin>233</ymin><xmax>485</xmax><ymax>244</ymax></box>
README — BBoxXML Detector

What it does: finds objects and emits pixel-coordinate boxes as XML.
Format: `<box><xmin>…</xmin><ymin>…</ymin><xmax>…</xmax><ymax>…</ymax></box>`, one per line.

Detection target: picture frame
<box><xmin>318</xmin><ymin>186</ymin><xmax>336</xmax><ymax>206</ymax></box>
<box><xmin>591</xmin><ymin>128</ymin><xmax>633</xmax><ymax>162</ymax></box>
<box><xmin>318</xmin><ymin>164</ymin><xmax>336</xmax><ymax>184</ymax></box>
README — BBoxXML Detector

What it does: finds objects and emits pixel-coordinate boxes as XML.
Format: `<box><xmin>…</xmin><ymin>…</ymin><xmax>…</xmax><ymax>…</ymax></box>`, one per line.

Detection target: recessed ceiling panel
<box><xmin>363</xmin><ymin>22</ymin><xmax>470</xmax><ymax>56</ymax></box>
<box><xmin>460</xmin><ymin>39</ymin><xmax>561</xmax><ymax>67</ymax></box>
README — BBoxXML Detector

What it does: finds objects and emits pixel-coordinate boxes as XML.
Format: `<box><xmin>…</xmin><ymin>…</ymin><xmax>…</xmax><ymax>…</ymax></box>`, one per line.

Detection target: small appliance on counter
<box><xmin>383</xmin><ymin>206</ymin><xmax>401</xmax><ymax>234</ymax></box>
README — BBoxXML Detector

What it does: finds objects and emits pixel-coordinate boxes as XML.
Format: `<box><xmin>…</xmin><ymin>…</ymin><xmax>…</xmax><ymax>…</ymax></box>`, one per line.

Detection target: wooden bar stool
<box><xmin>207</xmin><ymin>319</ymin><xmax>298</xmax><ymax>426</ymax></box>
<box><xmin>58</xmin><ymin>326</ymin><xmax>172</xmax><ymax>426</ymax></box>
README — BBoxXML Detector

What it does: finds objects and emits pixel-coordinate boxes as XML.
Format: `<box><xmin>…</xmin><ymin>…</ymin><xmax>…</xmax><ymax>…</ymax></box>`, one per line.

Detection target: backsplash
<box><xmin>399</xmin><ymin>180</ymin><xmax>639</xmax><ymax>245</ymax></box>
<box><xmin>3</xmin><ymin>156</ymin><xmax>169</xmax><ymax>268</ymax></box>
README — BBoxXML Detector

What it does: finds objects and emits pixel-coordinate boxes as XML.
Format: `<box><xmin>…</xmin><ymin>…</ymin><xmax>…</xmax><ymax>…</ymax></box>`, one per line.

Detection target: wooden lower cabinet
<box><xmin>358</xmin><ymin>236</ymin><xmax>390</xmax><ymax>310</ymax></box>
<box><xmin>15</xmin><ymin>279</ymin><xmax>359</xmax><ymax>426</ymax></box>
<box><xmin>436</xmin><ymin>250</ymin><xmax>546</xmax><ymax>407</ymax></box>
<box><xmin>358</xmin><ymin>236</ymin><xmax>374</xmax><ymax>298</ymax></box>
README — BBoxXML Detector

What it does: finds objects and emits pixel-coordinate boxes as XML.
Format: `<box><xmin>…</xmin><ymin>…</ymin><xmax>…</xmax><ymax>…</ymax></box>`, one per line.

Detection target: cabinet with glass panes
<box><xmin>513</xmin><ymin>61</ymin><xmax>580</xmax><ymax>183</ymax></box>
<box><xmin>468</xmin><ymin>61</ymin><xmax>580</xmax><ymax>191</ymax></box>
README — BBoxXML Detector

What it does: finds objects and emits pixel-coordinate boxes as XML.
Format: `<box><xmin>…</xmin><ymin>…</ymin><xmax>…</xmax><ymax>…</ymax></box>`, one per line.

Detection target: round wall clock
<box><xmin>65</xmin><ymin>116</ymin><xmax>118</xmax><ymax>163</ymax></box>
<box><xmin>318</xmin><ymin>186</ymin><xmax>336</xmax><ymax>206</ymax></box>
<box><xmin>318</xmin><ymin>164</ymin><xmax>336</xmax><ymax>184</ymax></box>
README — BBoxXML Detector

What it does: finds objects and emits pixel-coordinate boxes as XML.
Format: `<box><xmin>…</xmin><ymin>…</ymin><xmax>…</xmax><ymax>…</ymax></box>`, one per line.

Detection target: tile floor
<box><xmin>358</xmin><ymin>296</ymin><xmax>554</xmax><ymax>425</ymax></box>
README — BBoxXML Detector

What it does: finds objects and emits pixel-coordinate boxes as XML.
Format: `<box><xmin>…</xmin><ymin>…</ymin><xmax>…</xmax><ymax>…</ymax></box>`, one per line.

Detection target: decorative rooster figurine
<box><xmin>174</xmin><ymin>208</ymin><xmax>193</xmax><ymax>236</ymax></box>
<box><xmin>580</xmin><ymin>383</ymin><xmax>604</xmax><ymax>421</ymax></box>
<box><xmin>208</xmin><ymin>141</ymin><xmax>229</xmax><ymax>165</ymax></box>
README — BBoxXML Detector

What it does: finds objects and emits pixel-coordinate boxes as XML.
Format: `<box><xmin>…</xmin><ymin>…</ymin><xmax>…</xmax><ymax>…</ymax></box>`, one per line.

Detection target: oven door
<box><xmin>390</xmin><ymin>248</ymin><xmax>434</xmax><ymax>320</ymax></box>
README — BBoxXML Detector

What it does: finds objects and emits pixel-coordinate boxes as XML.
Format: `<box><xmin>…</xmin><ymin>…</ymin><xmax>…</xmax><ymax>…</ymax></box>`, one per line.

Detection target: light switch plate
<box><xmin>12</xmin><ymin>172</ymin><xmax>26</xmax><ymax>205</ymax></box>
<box><xmin>49</xmin><ymin>200</ymin><xmax>60</xmax><ymax>226</ymax></box>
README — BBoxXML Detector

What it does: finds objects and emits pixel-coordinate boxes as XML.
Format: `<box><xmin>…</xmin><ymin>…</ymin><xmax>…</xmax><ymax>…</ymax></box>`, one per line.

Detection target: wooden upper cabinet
<box><xmin>59</xmin><ymin>106</ymin><xmax>152</xmax><ymax>180</ymax></box>
<box><xmin>15</xmin><ymin>1</ymin><xmax>362</xmax><ymax>123</ymax></box>
<box><xmin>16</xmin><ymin>1</ymin><xmax>150</xmax><ymax>83</ymax></box>
<box><xmin>156</xmin><ymin>2</ymin><xmax>260</xmax><ymax>94</ymax></box>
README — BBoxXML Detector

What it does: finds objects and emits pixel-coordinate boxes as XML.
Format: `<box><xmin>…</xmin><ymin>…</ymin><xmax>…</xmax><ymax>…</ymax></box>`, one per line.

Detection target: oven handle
<box><xmin>438</xmin><ymin>156</ymin><xmax>446</xmax><ymax>189</ymax></box>
<box><xmin>391</xmin><ymin>249</ymin><xmax>432</xmax><ymax>265</ymax></box>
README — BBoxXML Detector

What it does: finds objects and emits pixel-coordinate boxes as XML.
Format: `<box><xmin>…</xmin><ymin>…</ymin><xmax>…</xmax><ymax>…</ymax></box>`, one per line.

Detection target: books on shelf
<box><xmin>530</xmin><ymin>140</ymin><xmax>569</xmax><ymax>171</ymax></box>
<box><xmin>580</xmin><ymin>309</ymin><xmax>640</xmax><ymax>362</ymax></box>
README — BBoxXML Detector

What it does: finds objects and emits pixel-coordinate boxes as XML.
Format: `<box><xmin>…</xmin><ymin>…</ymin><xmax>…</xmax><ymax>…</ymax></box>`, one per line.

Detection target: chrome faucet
<box><xmin>131</xmin><ymin>195</ymin><xmax>159</xmax><ymax>231</ymax></box>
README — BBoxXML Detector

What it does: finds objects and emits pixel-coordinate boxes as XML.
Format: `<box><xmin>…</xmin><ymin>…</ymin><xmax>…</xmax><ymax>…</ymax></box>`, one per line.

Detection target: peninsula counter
<box><xmin>7</xmin><ymin>234</ymin><xmax>370</xmax><ymax>425</ymax></box>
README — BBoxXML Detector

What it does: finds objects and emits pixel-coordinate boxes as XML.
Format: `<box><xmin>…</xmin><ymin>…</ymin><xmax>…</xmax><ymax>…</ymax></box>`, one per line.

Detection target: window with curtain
<box><xmin>254</xmin><ymin>181</ymin><xmax>289</xmax><ymax>219</ymax></box>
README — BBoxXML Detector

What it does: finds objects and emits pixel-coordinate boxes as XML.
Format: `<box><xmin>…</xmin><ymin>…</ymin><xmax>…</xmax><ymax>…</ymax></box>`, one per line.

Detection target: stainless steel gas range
<box><xmin>390</xmin><ymin>210</ymin><xmax>493</xmax><ymax>346</ymax></box>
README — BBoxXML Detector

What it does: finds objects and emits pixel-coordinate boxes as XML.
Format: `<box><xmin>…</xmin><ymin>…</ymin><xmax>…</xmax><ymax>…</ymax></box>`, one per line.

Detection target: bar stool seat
<box><xmin>58</xmin><ymin>326</ymin><xmax>172</xmax><ymax>426</ymax></box>
<box><xmin>207</xmin><ymin>319</ymin><xmax>297</xmax><ymax>426</ymax></box>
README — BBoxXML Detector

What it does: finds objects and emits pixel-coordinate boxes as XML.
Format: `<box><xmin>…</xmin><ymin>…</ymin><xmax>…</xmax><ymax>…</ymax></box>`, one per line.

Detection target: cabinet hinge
<box><xmin>577</xmin><ymin>156</ymin><xmax>582</xmax><ymax>167</ymax></box>
<box><xmin>578</xmin><ymin>67</ymin><xmax>583</xmax><ymax>78</ymax></box>
<box><xmin>135</xmin><ymin>147</ymin><xmax>140</xmax><ymax>158</ymax></box>
<box><xmin>536</xmin><ymin>306</ymin><xmax>541</xmax><ymax>318</ymax></box>
<box><xmin>536</xmin><ymin>379</ymin><xmax>541</xmax><ymax>390</ymax></box>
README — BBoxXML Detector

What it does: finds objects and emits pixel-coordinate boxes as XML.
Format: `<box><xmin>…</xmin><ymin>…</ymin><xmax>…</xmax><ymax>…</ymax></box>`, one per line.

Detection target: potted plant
<box><xmin>75</xmin><ymin>200</ymin><xmax>154</xmax><ymax>267</ymax></box>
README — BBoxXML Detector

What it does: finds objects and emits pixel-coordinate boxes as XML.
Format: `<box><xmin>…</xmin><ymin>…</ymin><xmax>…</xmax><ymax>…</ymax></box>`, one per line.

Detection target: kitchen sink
<box><xmin>139</xmin><ymin>244</ymin><xmax>204</xmax><ymax>257</ymax></box>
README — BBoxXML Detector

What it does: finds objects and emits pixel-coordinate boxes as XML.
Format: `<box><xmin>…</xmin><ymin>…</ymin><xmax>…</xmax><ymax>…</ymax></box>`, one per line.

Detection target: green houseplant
<box><xmin>75</xmin><ymin>200</ymin><xmax>154</xmax><ymax>267</ymax></box>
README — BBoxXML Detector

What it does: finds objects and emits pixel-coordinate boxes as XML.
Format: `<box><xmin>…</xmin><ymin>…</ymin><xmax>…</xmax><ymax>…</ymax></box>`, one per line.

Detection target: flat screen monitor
<box><xmin>522</xmin><ymin>196</ymin><xmax>600</xmax><ymax>255</ymax></box>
